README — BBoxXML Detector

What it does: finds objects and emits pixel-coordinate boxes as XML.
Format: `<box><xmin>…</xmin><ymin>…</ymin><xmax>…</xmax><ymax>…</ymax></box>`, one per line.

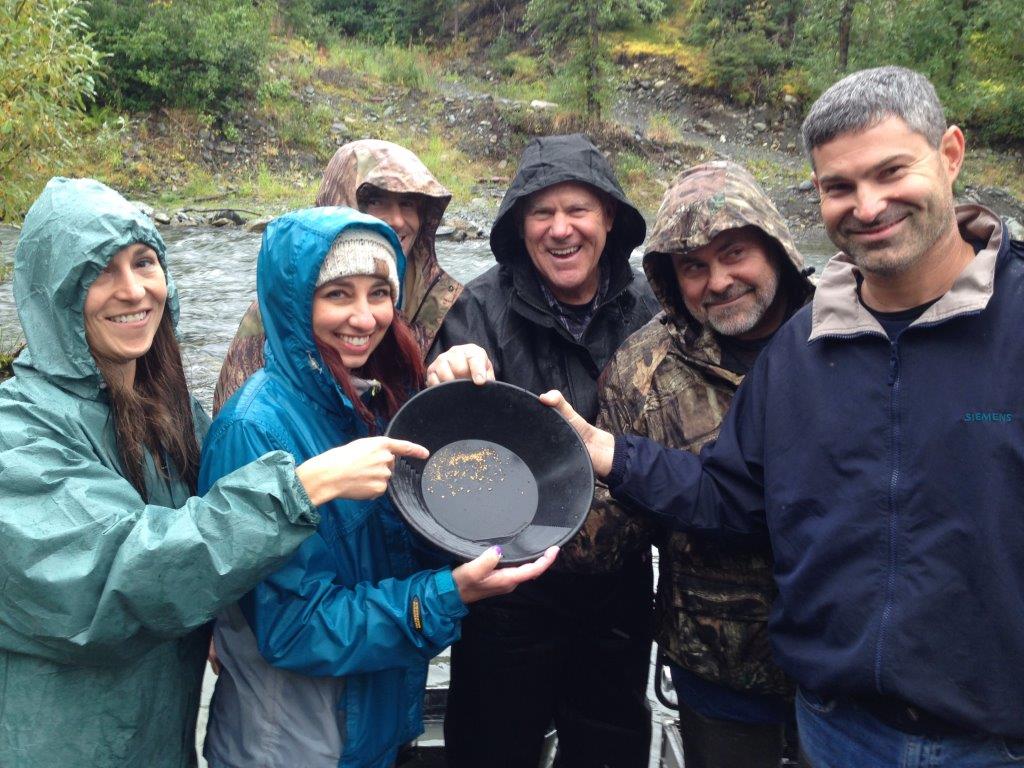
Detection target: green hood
<box><xmin>12</xmin><ymin>177</ymin><xmax>174</xmax><ymax>395</ymax></box>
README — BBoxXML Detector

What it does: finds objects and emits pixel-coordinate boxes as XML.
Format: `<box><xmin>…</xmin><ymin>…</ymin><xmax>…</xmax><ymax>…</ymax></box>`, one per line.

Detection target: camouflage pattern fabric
<box><xmin>642</xmin><ymin>160</ymin><xmax>805</xmax><ymax>322</ymax></box>
<box><xmin>212</xmin><ymin>140</ymin><xmax>462</xmax><ymax>413</ymax></box>
<box><xmin>563</xmin><ymin>161</ymin><xmax>813</xmax><ymax>695</ymax></box>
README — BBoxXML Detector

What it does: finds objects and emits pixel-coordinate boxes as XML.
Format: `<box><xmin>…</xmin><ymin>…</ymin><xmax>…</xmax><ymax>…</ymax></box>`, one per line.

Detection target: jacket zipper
<box><xmin>875</xmin><ymin>338</ymin><xmax>901</xmax><ymax>694</ymax></box>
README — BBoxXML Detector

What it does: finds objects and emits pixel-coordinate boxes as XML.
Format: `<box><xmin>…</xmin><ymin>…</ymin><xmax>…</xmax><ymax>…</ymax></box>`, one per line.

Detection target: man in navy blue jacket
<box><xmin>544</xmin><ymin>66</ymin><xmax>1024</xmax><ymax>767</ymax></box>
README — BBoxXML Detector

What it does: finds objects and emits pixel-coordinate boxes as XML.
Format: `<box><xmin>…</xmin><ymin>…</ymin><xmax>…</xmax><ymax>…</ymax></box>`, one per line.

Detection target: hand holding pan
<box><xmin>452</xmin><ymin>545</ymin><xmax>560</xmax><ymax>603</ymax></box>
<box><xmin>425</xmin><ymin>343</ymin><xmax>495</xmax><ymax>387</ymax></box>
<box><xmin>386</xmin><ymin>380</ymin><xmax>594</xmax><ymax>565</ymax></box>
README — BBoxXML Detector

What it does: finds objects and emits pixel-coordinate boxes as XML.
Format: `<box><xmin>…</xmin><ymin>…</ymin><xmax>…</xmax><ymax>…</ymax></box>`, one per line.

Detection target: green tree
<box><xmin>794</xmin><ymin>0</ymin><xmax>1023</xmax><ymax>142</ymax></box>
<box><xmin>88</xmin><ymin>0</ymin><xmax>272</xmax><ymax>113</ymax></box>
<box><xmin>0</xmin><ymin>0</ymin><xmax>101</xmax><ymax>218</ymax></box>
<box><xmin>686</xmin><ymin>0</ymin><xmax>803</xmax><ymax>102</ymax></box>
<box><xmin>526</xmin><ymin>0</ymin><xmax>663</xmax><ymax>123</ymax></box>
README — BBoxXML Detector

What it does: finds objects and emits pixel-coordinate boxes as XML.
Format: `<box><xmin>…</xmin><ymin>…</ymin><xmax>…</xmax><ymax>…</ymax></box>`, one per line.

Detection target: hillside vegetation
<box><xmin>1</xmin><ymin>0</ymin><xmax>1022</xmax><ymax>221</ymax></box>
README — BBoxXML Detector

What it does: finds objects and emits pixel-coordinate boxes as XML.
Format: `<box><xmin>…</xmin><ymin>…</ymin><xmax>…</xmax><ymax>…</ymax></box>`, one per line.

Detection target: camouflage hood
<box><xmin>315</xmin><ymin>140</ymin><xmax>458</xmax><ymax>342</ymax></box>
<box><xmin>642</xmin><ymin>161</ymin><xmax>811</xmax><ymax>328</ymax></box>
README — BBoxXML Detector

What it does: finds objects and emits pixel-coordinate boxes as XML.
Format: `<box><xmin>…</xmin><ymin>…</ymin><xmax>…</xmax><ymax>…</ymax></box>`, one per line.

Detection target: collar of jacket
<box><xmin>667</xmin><ymin>321</ymin><xmax>742</xmax><ymax>384</ymax></box>
<box><xmin>504</xmin><ymin>250</ymin><xmax>637</xmax><ymax>340</ymax></box>
<box><xmin>809</xmin><ymin>204</ymin><xmax>1004</xmax><ymax>341</ymax></box>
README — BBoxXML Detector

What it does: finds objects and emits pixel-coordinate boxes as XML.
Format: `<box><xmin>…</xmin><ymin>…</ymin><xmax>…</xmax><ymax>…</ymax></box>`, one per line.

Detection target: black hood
<box><xmin>489</xmin><ymin>134</ymin><xmax>646</xmax><ymax>268</ymax></box>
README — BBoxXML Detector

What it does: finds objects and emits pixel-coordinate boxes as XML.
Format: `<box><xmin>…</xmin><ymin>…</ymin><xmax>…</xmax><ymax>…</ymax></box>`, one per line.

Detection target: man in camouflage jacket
<box><xmin>587</xmin><ymin>161</ymin><xmax>813</xmax><ymax>767</ymax></box>
<box><xmin>211</xmin><ymin>139</ymin><xmax>461</xmax><ymax>413</ymax></box>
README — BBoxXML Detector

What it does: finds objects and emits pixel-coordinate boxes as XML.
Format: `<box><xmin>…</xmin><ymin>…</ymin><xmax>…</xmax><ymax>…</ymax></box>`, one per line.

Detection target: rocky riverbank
<box><xmin>3</xmin><ymin>36</ymin><xmax>1022</xmax><ymax>243</ymax></box>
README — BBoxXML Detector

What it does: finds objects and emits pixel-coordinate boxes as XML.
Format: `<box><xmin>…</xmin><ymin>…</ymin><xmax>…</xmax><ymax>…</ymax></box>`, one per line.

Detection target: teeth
<box><xmin>341</xmin><ymin>335</ymin><xmax>370</xmax><ymax>347</ymax></box>
<box><xmin>549</xmin><ymin>246</ymin><xmax>581</xmax><ymax>256</ymax></box>
<box><xmin>110</xmin><ymin>311</ymin><xmax>147</xmax><ymax>324</ymax></box>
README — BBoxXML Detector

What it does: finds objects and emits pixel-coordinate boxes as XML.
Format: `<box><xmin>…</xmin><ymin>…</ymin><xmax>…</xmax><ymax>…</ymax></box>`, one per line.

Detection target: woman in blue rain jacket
<box><xmin>200</xmin><ymin>207</ymin><xmax>556</xmax><ymax>768</ymax></box>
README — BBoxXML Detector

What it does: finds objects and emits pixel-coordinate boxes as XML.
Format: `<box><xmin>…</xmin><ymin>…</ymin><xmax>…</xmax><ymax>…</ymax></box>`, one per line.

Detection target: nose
<box><xmin>853</xmin><ymin>183</ymin><xmax>886</xmax><ymax>223</ymax></box>
<box><xmin>707</xmin><ymin>261</ymin><xmax>733</xmax><ymax>295</ymax></box>
<box><xmin>347</xmin><ymin>297</ymin><xmax>377</xmax><ymax>331</ymax></box>
<box><xmin>112</xmin><ymin>267</ymin><xmax>146</xmax><ymax>302</ymax></box>
<box><xmin>383</xmin><ymin>202</ymin><xmax>407</xmax><ymax>236</ymax></box>
<box><xmin>550</xmin><ymin>211</ymin><xmax>572</xmax><ymax>240</ymax></box>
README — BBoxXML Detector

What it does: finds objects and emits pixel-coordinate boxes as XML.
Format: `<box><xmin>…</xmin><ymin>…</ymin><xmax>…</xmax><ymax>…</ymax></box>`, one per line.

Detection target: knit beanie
<box><xmin>316</xmin><ymin>227</ymin><xmax>400</xmax><ymax>299</ymax></box>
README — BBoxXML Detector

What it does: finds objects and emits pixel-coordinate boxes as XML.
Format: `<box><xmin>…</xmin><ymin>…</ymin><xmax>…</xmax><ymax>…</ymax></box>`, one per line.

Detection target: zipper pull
<box><xmin>888</xmin><ymin>341</ymin><xmax>899</xmax><ymax>386</ymax></box>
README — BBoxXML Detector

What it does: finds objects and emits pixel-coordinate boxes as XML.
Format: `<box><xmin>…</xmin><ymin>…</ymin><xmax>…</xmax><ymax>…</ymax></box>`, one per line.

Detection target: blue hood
<box><xmin>257</xmin><ymin>207</ymin><xmax>405</xmax><ymax>414</ymax></box>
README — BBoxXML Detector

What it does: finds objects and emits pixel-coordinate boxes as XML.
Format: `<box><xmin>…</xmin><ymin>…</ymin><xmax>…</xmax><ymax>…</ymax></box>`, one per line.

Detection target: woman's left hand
<box><xmin>451</xmin><ymin>545</ymin><xmax>559</xmax><ymax>604</ymax></box>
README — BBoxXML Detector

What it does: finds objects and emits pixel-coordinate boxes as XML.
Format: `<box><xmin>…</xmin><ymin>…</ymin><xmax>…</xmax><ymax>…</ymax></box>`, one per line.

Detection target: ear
<box><xmin>939</xmin><ymin>125</ymin><xmax>966</xmax><ymax>184</ymax></box>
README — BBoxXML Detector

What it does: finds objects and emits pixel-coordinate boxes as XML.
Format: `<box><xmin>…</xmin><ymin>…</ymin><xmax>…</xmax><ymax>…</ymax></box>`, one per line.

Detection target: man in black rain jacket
<box><xmin>430</xmin><ymin>134</ymin><xmax>660</xmax><ymax>768</ymax></box>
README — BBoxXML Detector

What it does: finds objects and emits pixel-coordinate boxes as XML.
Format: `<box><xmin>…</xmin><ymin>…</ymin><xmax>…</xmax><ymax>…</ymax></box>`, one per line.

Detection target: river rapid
<box><xmin>0</xmin><ymin>224</ymin><xmax>834</xmax><ymax>411</ymax></box>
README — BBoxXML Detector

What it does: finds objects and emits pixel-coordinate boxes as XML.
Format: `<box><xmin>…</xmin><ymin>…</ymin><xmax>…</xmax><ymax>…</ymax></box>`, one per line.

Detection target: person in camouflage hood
<box><xmin>591</xmin><ymin>161</ymin><xmax>813</xmax><ymax>767</ymax></box>
<box><xmin>211</xmin><ymin>139</ymin><xmax>461</xmax><ymax>413</ymax></box>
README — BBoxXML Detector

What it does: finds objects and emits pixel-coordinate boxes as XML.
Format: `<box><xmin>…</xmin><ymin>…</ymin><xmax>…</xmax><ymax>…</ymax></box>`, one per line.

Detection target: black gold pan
<box><xmin>386</xmin><ymin>380</ymin><xmax>594</xmax><ymax>565</ymax></box>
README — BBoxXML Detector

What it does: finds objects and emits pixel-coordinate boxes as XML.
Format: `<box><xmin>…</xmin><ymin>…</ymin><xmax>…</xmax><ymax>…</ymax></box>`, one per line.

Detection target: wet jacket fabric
<box><xmin>212</xmin><ymin>140</ymin><xmax>461</xmax><ymax>413</ymax></box>
<box><xmin>0</xmin><ymin>178</ymin><xmax>319</xmax><ymax>768</ymax></box>
<box><xmin>200</xmin><ymin>207</ymin><xmax>467</xmax><ymax>768</ymax></box>
<box><xmin>609</xmin><ymin>206</ymin><xmax>1024</xmax><ymax>738</ymax></box>
<box><xmin>436</xmin><ymin>135</ymin><xmax>657</xmax><ymax>768</ymax></box>
<box><xmin>431</xmin><ymin>133</ymin><xmax>659</xmax><ymax>431</ymax></box>
<box><xmin>590</xmin><ymin>162</ymin><xmax>811</xmax><ymax>696</ymax></box>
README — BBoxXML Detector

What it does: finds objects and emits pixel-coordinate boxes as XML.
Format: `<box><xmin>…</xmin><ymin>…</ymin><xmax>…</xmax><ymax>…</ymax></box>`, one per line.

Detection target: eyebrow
<box><xmin>524</xmin><ymin>197</ymin><xmax>596</xmax><ymax>214</ymax></box>
<box><xmin>817</xmin><ymin>152</ymin><xmax>916</xmax><ymax>184</ymax></box>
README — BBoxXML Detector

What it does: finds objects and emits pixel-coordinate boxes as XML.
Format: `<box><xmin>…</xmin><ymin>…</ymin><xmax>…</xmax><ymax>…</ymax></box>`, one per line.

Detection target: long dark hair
<box><xmin>95</xmin><ymin>312</ymin><xmax>201</xmax><ymax>499</ymax></box>
<box><xmin>315</xmin><ymin>310</ymin><xmax>424</xmax><ymax>433</ymax></box>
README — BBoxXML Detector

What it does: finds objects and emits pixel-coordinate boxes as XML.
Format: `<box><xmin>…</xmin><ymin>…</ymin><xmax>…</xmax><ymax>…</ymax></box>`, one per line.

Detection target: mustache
<box><xmin>704</xmin><ymin>284</ymin><xmax>753</xmax><ymax>308</ymax></box>
<box><xmin>840</xmin><ymin>204</ymin><xmax>914</xmax><ymax>234</ymax></box>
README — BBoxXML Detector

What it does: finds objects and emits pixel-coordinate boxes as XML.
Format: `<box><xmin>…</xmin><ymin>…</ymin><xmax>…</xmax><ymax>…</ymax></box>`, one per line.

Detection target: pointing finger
<box><xmin>385</xmin><ymin>439</ymin><xmax>430</xmax><ymax>460</ymax></box>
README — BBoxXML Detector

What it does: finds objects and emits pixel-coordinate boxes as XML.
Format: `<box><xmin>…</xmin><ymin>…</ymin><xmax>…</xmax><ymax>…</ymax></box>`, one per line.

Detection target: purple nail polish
<box><xmin>494</xmin><ymin>545</ymin><xmax>503</xmax><ymax>559</ymax></box>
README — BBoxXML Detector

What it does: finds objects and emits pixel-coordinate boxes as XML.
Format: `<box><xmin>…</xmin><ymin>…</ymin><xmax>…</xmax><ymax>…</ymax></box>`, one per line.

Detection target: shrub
<box><xmin>1</xmin><ymin>0</ymin><xmax>101</xmax><ymax>219</ymax></box>
<box><xmin>88</xmin><ymin>0</ymin><xmax>272</xmax><ymax>113</ymax></box>
<box><xmin>0</xmin><ymin>325</ymin><xmax>24</xmax><ymax>383</ymax></box>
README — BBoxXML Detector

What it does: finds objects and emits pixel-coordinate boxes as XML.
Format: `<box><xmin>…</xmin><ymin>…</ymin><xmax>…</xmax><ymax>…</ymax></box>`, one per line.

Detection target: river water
<box><xmin>0</xmin><ymin>224</ymin><xmax>834</xmax><ymax>412</ymax></box>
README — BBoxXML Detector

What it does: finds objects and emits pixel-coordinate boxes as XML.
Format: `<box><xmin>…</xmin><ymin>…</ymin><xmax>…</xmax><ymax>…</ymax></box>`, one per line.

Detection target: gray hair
<box><xmin>801</xmin><ymin>66</ymin><xmax>947</xmax><ymax>164</ymax></box>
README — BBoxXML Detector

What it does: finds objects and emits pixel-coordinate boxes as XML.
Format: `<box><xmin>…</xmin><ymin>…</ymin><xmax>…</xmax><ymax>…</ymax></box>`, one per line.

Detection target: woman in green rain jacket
<box><xmin>0</xmin><ymin>178</ymin><xmax>426</xmax><ymax>768</ymax></box>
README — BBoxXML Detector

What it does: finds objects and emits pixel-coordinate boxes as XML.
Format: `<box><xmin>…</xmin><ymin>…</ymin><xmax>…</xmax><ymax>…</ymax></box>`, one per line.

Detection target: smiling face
<box><xmin>312</xmin><ymin>275</ymin><xmax>395</xmax><ymax>371</ymax></box>
<box><xmin>812</xmin><ymin>116</ymin><xmax>963</xmax><ymax>277</ymax></box>
<box><xmin>84</xmin><ymin>243</ymin><xmax>168</xmax><ymax>383</ymax></box>
<box><xmin>520</xmin><ymin>181</ymin><xmax>615</xmax><ymax>305</ymax></box>
<box><xmin>358</xmin><ymin>188</ymin><xmax>422</xmax><ymax>255</ymax></box>
<box><xmin>671</xmin><ymin>227</ymin><xmax>783</xmax><ymax>340</ymax></box>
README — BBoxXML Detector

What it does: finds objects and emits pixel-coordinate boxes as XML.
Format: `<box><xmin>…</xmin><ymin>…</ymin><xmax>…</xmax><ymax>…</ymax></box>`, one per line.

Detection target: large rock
<box><xmin>246</xmin><ymin>217</ymin><xmax>273</xmax><ymax>233</ymax></box>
